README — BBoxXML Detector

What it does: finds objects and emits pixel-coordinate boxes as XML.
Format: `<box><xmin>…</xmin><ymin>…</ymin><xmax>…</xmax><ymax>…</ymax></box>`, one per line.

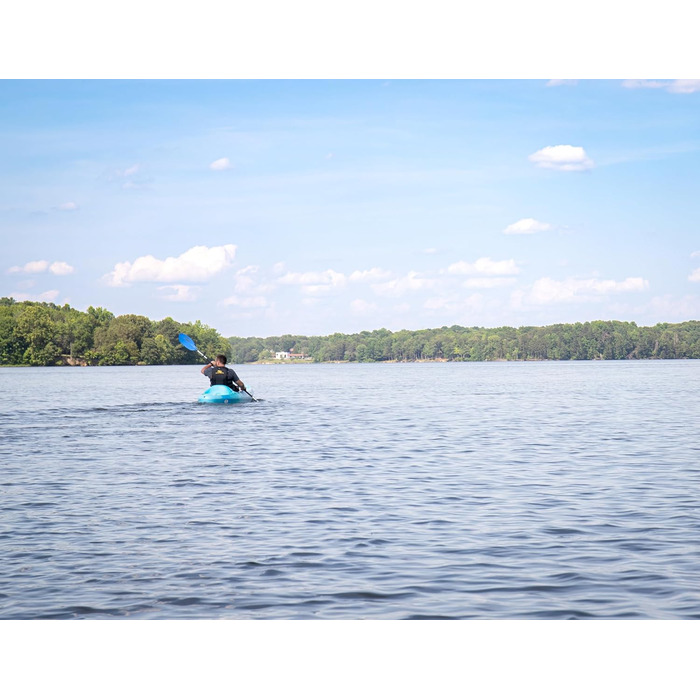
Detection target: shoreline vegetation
<box><xmin>2</xmin><ymin>298</ymin><xmax>700</xmax><ymax>367</ymax></box>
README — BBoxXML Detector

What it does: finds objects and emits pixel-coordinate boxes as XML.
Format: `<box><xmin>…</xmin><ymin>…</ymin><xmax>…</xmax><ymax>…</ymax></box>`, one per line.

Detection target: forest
<box><xmin>2</xmin><ymin>297</ymin><xmax>700</xmax><ymax>366</ymax></box>
<box><xmin>228</xmin><ymin>320</ymin><xmax>700</xmax><ymax>363</ymax></box>
<box><xmin>0</xmin><ymin>298</ymin><xmax>229</xmax><ymax>366</ymax></box>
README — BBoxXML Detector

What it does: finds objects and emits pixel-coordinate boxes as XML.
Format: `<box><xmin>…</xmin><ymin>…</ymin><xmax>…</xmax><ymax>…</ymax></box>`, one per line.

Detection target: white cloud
<box><xmin>57</xmin><ymin>201</ymin><xmax>79</xmax><ymax>211</ymax></box>
<box><xmin>108</xmin><ymin>163</ymin><xmax>140</xmax><ymax>179</ymax></box>
<box><xmin>278</xmin><ymin>269</ymin><xmax>346</xmax><ymax>287</ymax></box>
<box><xmin>103</xmin><ymin>244</ymin><xmax>237</xmax><ymax>287</ymax></box>
<box><xmin>504</xmin><ymin>218</ymin><xmax>552</xmax><ymax>235</ymax></box>
<box><xmin>529</xmin><ymin>145</ymin><xmax>594</xmax><ymax>171</ymax></box>
<box><xmin>209</xmin><ymin>157</ymin><xmax>232</xmax><ymax>171</ymax></box>
<box><xmin>8</xmin><ymin>260</ymin><xmax>74</xmax><ymax>275</ymax></box>
<box><xmin>300</xmin><ymin>284</ymin><xmax>338</xmax><ymax>296</ymax></box>
<box><xmin>350</xmin><ymin>299</ymin><xmax>378</xmax><ymax>315</ymax></box>
<box><xmin>447</xmin><ymin>257</ymin><xmax>520</xmax><ymax>276</ymax></box>
<box><xmin>9</xmin><ymin>260</ymin><xmax>49</xmax><ymax>274</ymax></box>
<box><xmin>644</xmin><ymin>294</ymin><xmax>700</xmax><ymax>318</ymax></box>
<box><xmin>276</xmin><ymin>266</ymin><xmax>396</xmax><ymax>296</ymax></box>
<box><xmin>691</xmin><ymin>251</ymin><xmax>700</xmax><ymax>258</ymax></box>
<box><xmin>49</xmin><ymin>261</ymin><xmax>75</xmax><ymax>275</ymax></box>
<box><xmin>669</xmin><ymin>80</ymin><xmax>700</xmax><ymax>94</ymax></box>
<box><xmin>424</xmin><ymin>293</ymin><xmax>484</xmax><ymax>312</ymax></box>
<box><xmin>11</xmin><ymin>290</ymin><xmax>60</xmax><ymax>302</ymax></box>
<box><xmin>546</xmin><ymin>80</ymin><xmax>578</xmax><ymax>87</ymax></box>
<box><xmin>222</xmin><ymin>294</ymin><xmax>269</xmax><ymax>308</ymax></box>
<box><xmin>463</xmin><ymin>277</ymin><xmax>516</xmax><ymax>289</ymax></box>
<box><xmin>622</xmin><ymin>79</ymin><xmax>700</xmax><ymax>94</ymax></box>
<box><xmin>372</xmin><ymin>271</ymin><xmax>435</xmax><ymax>297</ymax></box>
<box><xmin>527</xmin><ymin>276</ymin><xmax>649</xmax><ymax>304</ymax></box>
<box><xmin>349</xmin><ymin>267</ymin><xmax>392</xmax><ymax>283</ymax></box>
<box><xmin>157</xmin><ymin>285</ymin><xmax>200</xmax><ymax>302</ymax></box>
<box><xmin>689</xmin><ymin>268</ymin><xmax>700</xmax><ymax>283</ymax></box>
<box><xmin>621</xmin><ymin>79</ymin><xmax>668</xmax><ymax>90</ymax></box>
<box><xmin>232</xmin><ymin>266</ymin><xmax>276</xmax><ymax>296</ymax></box>
<box><xmin>277</xmin><ymin>269</ymin><xmax>349</xmax><ymax>295</ymax></box>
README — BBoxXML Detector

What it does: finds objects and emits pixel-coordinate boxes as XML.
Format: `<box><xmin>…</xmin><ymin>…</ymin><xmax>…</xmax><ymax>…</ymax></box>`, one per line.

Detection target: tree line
<box><xmin>0</xmin><ymin>298</ymin><xmax>229</xmax><ymax>366</ymax></box>
<box><xmin>228</xmin><ymin>320</ymin><xmax>700</xmax><ymax>363</ymax></box>
<box><xmin>2</xmin><ymin>298</ymin><xmax>699</xmax><ymax>366</ymax></box>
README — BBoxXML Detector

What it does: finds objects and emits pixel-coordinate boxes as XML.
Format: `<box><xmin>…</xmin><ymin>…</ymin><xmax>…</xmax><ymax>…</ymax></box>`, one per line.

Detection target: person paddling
<box><xmin>201</xmin><ymin>354</ymin><xmax>248</xmax><ymax>393</ymax></box>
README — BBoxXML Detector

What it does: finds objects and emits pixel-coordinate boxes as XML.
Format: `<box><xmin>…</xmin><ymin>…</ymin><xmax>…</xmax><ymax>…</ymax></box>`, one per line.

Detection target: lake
<box><xmin>1</xmin><ymin>360</ymin><xmax>699</xmax><ymax>619</ymax></box>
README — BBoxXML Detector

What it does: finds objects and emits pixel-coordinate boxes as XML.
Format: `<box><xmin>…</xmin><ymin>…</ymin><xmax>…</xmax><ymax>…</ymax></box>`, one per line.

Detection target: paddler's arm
<box><xmin>201</xmin><ymin>362</ymin><xmax>214</xmax><ymax>375</ymax></box>
<box><xmin>235</xmin><ymin>379</ymin><xmax>247</xmax><ymax>392</ymax></box>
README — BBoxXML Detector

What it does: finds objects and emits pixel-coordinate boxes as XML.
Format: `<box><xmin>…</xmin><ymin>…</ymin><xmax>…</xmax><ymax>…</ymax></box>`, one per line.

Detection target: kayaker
<box><xmin>201</xmin><ymin>355</ymin><xmax>248</xmax><ymax>393</ymax></box>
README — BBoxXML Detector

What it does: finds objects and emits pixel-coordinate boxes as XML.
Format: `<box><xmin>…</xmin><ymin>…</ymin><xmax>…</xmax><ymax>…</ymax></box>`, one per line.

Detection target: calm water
<box><xmin>1</xmin><ymin>361</ymin><xmax>699</xmax><ymax>619</ymax></box>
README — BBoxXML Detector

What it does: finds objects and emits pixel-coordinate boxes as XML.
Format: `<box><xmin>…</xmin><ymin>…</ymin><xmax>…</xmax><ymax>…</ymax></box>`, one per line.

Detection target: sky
<box><xmin>2</xmin><ymin>78</ymin><xmax>700</xmax><ymax>338</ymax></box>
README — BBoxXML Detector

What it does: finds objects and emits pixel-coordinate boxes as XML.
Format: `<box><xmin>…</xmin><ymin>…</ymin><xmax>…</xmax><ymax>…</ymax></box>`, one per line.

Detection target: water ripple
<box><xmin>1</xmin><ymin>361</ymin><xmax>700</xmax><ymax>619</ymax></box>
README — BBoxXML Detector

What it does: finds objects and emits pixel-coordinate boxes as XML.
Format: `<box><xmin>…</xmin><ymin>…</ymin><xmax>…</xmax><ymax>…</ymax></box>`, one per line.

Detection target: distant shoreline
<box><xmin>6</xmin><ymin>357</ymin><xmax>700</xmax><ymax>369</ymax></box>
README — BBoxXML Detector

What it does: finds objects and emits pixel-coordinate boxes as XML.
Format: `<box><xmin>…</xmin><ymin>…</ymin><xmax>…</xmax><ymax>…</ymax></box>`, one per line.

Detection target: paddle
<box><xmin>178</xmin><ymin>332</ymin><xmax>258</xmax><ymax>401</ymax></box>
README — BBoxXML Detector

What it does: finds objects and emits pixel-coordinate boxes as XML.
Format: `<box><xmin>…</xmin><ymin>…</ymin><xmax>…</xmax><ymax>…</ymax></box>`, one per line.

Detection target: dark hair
<box><xmin>216</xmin><ymin>354</ymin><xmax>227</xmax><ymax>364</ymax></box>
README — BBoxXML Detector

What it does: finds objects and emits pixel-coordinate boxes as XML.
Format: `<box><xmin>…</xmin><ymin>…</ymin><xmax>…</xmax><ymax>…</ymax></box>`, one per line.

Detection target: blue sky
<box><xmin>2</xmin><ymin>79</ymin><xmax>700</xmax><ymax>337</ymax></box>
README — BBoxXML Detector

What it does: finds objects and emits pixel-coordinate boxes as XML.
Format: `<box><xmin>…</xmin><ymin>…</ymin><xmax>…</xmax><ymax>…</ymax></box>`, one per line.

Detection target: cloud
<box><xmin>504</xmin><ymin>218</ymin><xmax>552</xmax><ymax>235</ymax></box>
<box><xmin>49</xmin><ymin>261</ymin><xmax>75</xmax><ymax>275</ymax></box>
<box><xmin>209</xmin><ymin>157</ymin><xmax>232</xmax><ymax>171</ymax></box>
<box><xmin>669</xmin><ymin>80</ymin><xmax>700</xmax><ymax>94</ymax></box>
<box><xmin>8</xmin><ymin>260</ymin><xmax>74</xmax><ymax>275</ymax></box>
<box><xmin>348</xmin><ymin>267</ymin><xmax>392</xmax><ymax>282</ymax></box>
<box><xmin>546</xmin><ymin>80</ymin><xmax>578</xmax><ymax>87</ymax></box>
<box><xmin>277</xmin><ymin>268</ymin><xmax>348</xmax><ymax>296</ymax></box>
<box><xmin>11</xmin><ymin>290</ymin><xmax>60</xmax><ymax>302</ymax></box>
<box><xmin>423</xmin><ymin>293</ymin><xmax>484</xmax><ymax>313</ymax></box>
<box><xmin>689</xmin><ymin>268</ymin><xmax>700</xmax><ymax>283</ymax></box>
<box><xmin>278</xmin><ymin>269</ymin><xmax>346</xmax><ymax>286</ymax></box>
<box><xmin>644</xmin><ymin>294</ymin><xmax>700</xmax><ymax>318</ymax></box>
<box><xmin>372</xmin><ymin>271</ymin><xmax>435</xmax><ymax>297</ymax></box>
<box><xmin>275</xmin><ymin>266</ymin><xmax>398</xmax><ymax>297</ymax></box>
<box><xmin>103</xmin><ymin>244</ymin><xmax>237</xmax><ymax>287</ymax></box>
<box><xmin>105</xmin><ymin>164</ymin><xmax>142</xmax><ymax>182</ymax></box>
<box><xmin>691</xmin><ymin>251</ymin><xmax>700</xmax><ymax>259</ymax></box>
<box><xmin>57</xmin><ymin>202</ymin><xmax>79</xmax><ymax>211</ymax></box>
<box><xmin>527</xmin><ymin>276</ymin><xmax>649</xmax><ymax>304</ymax></box>
<box><xmin>621</xmin><ymin>79</ymin><xmax>668</xmax><ymax>90</ymax></box>
<box><xmin>157</xmin><ymin>285</ymin><xmax>200</xmax><ymax>302</ymax></box>
<box><xmin>463</xmin><ymin>277</ymin><xmax>517</xmax><ymax>289</ymax></box>
<box><xmin>622</xmin><ymin>79</ymin><xmax>700</xmax><ymax>94</ymax></box>
<box><xmin>350</xmin><ymin>299</ymin><xmax>378</xmax><ymax>315</ymax></box>
<box><xmin>447</xmin><ymin>257</ymin><xmax>520</xmax><ymax>276</ymax></box>
<box><xmin>529</xmin><ymin>145</ymin><xmax>594</xmax><ymax>171</ymax></box>
<box><xmin>9</xmin><ymin>260</ymin><xmax>49</xmax><ymax>274</ymax></box>
<box><xmin>232</xmin><ymin>266</ymin><xmax>276</xmax><ymax>296</ymax></box>
<box><xmin>221</xmin><ymin>294</ymin><xmax>269</xmax><ymax>308</ymax></box>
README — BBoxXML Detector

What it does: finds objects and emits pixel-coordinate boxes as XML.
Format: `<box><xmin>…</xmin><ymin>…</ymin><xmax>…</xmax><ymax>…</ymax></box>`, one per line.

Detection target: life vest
<box><xmin>209</xmin><ymin>367</ymin><xmax>238</xmax><ymax>390</ymax></box>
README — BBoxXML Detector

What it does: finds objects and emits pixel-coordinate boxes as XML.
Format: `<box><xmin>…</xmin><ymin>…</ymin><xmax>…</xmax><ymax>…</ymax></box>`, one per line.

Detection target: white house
<box><xmin>275</xmin><ymin>351</ymin><xmax>290</xmax><ymax>360</ymax></box>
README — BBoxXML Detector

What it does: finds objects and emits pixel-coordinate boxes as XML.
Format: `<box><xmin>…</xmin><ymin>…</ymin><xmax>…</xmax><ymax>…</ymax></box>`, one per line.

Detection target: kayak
<box><xmin>198</xmin><ymin>385</ymin><xmax>253</xmax><ymax>404</ymax></box>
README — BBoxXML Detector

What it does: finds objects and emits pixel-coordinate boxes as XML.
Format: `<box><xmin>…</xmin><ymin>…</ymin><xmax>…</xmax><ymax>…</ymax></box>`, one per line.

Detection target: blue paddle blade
<box><xmin>178</xmin><ymin>333</ymin><xmax>197</xmax><ymax>351</ymax></box>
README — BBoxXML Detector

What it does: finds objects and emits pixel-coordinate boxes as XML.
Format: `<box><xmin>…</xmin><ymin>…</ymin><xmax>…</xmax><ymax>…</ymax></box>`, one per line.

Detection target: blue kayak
<box><xmin>198</xmin><ymin>385</ymin><xmax>253</xmax><ymax>404</ymax></box>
